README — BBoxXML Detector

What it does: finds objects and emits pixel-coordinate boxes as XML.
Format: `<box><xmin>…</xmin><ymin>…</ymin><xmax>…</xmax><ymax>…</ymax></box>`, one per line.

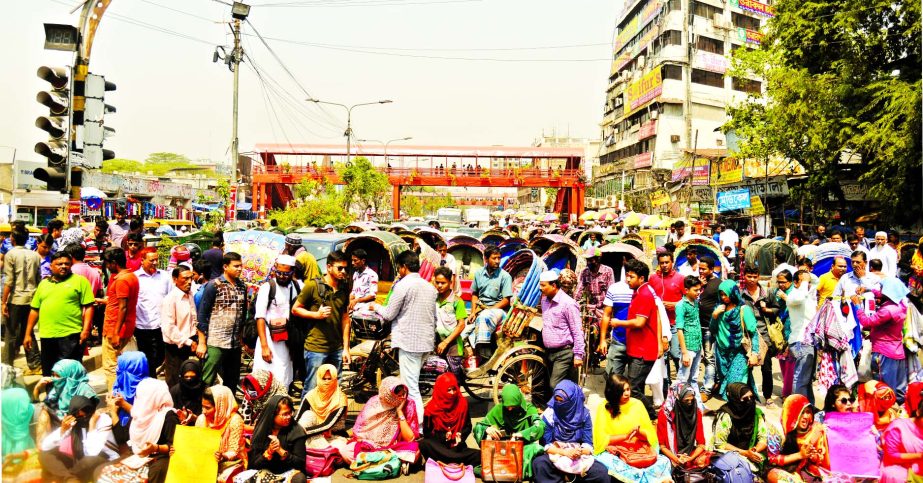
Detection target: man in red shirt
<box><xmin>610</xmin><ymin>258</ymin><xmax>662</xmax><ymax>419</ymax></box>
<box><xmin>124</xmin><ymin>233</ymin><xmax>145</xmax><ymax>272</ymax></box>
<box><xmin>649</xmin><ymin>250</ymin><xmax>685</xmax><ymax>377</ymax></box>
<box><xmin>101</xmin><ymin>247</ymin><xmax>140</xmax><ymax>390</ymax></box>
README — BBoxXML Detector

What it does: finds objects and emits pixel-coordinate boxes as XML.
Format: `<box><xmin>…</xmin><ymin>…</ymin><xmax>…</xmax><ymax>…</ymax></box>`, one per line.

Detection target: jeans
<box><xmin>41</xmin><ymin>334</ymin><xmax>83</xmax><ymax>377</ymax></box>
<box><xmin>872</xmin><ymin>351</ymin><xmax>909</xmax><ymax>404</ymax></box>
<box><xmin>4</xmin><ymin>304</ymin><xmax>41</xmax><ymax>369</ymax></box>
<box><xmin>626</xmin><ymin>357</ymin><xmax>656</xmax><ymax>419</ymax></box>
<box><xmin>202</xmin><ymin>345</ymin><xmax>242</xmax><ymax>390</ymax></box>
<box><xmin>398</xmin><ymin>349</ymin><xmax>426</xmax><ymax>425</ymax></box>
<box><xmin>790</xmin><ymin>342</ymin><xmax>816</xmax><ymax>405</ymax></box>
<box><xmin>546</xmin><ymin>346</ymin><xmax>576</xmax><ymax>390</ymax></box>
<box><xmin>304</xmin><ymin>349</ymin><xmax>342</xmax><ymax>393</ymax></box>
<box><xmin>701</xmin><ymin>327</ymin><xmax>715</xmax><ymax>394</ymax></box>
<box><xmin>606</xmin><ymin>338</ymin><xmax>629</xmax><ymax>376</ymax></box>
<box><xmin>676</xmin><ymin>349</ymin><xmax>703</xmax><ymax>391</ymax></box>
<box><xmin>134</xmin><ymin>327</ymin><xmax>164</xmax><ymax>378</ymax></box>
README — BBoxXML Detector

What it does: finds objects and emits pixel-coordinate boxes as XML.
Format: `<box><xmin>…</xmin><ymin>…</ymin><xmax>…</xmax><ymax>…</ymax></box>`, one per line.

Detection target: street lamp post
<box><xmin>357</xmin><ymin>137</ymin><xmax>412</xmax><ymax>169</ymax></box>
<box><xmin>306</xmin><ymin>98</ymin><xmax>392</xmax><ymax>164</ymax></box>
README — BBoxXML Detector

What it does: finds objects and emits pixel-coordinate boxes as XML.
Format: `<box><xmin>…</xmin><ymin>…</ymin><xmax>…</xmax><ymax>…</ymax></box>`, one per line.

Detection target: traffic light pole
<box><xmin>231</xmin><ymin>18</ymin><xmax>242</xmax><ymax>215</ymax></box>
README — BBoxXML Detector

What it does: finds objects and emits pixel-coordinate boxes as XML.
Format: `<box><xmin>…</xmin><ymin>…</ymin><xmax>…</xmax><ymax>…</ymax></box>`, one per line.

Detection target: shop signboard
<box><xmin>736</xmin><ymin>27</ymin><xmax>764</xmax><ymax>45</ymax></box>
<box><xmin>613</xmin><ymin>0</ymin><xmax>663</xmax><ymax>52</ymax></box>
<box><xmin>700</xmin><ymin>204</ymin><xmax>715</xmax><ymax>214</ymax></box>
<box><xmin>710</xmin><ymin>157</ymin><xmax>744</xmax><ymax>185</ymax></box>
<box><xmin>639</xmin><ymin>120</ymin><xmax>657</xmax><ymax>139</ymax></box>
<box><xmin>730</xmin><ymin>0</ymin><xmax>774</xmax><ymax>17</ymax></box>
<box><xmin>749</xmin><ymin>196</ymin><xmax>765</xmax><ymax>215</ymax></box>
<box><xmin>743</xmin><ymin>157</ymin><xmax>803</xmax><ymax>178</ymax></box>
<box><xmin>694</xmin><ymin>51</ymin><xmax>729</xmax><ymax>74</ymax></box>
<box><xmin>835</xmin><ymin>182</ymin><xmax>870</xmax><ymax>201</ymax></box>
<box><xmin>625</xmin><ymin>66</ymin><xmax>663</xmax><ymax>114</ymax></box>
<box><xmin>717</xmin><ymin>188</ymin><xmax>751</xmax><ymax>212</ymax></box>
<box><xmin>717</xmin><ymin>177</ymin><xmax>789</xmax><ymax>197</ymax></box>
<box><xmin>650</xmin><ymin>189</ymin><xmax>671</xmax><ymax>207</ymax></box>
<box><xmin>671</xmin><ymin>158</ymin><xmax>711</xmax><ymax>185</ymax></box>
<box><xmin>692</xmin><ymin>186</ymin><xmax>713</xmax><ymax>202</ymax></box>
<box><xmin>634</xmin><ymin>151</ymin><xmax>653</xmax><ymax>169</ymax></box>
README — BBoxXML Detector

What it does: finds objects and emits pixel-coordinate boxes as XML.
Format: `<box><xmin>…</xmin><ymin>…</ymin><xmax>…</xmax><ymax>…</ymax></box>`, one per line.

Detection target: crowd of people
<box><xmin>1</xmin><ymin>213</ymin><xmax>922</xmax><ymax>483</ymax></box>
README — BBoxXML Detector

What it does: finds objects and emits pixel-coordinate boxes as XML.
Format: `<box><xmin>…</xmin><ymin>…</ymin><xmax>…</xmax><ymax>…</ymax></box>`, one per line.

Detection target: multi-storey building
<box><xmin>592</xmin><ymin>0</ymin><xmax>772</xmax><ymax>215</ymax></box>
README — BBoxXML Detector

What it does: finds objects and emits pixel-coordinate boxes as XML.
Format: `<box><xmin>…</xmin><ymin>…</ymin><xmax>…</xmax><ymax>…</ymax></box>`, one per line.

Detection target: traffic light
<box><xmin>83</xmin><ymin>73</ymin><xmax>115</xmax><ymax>169</ymax></box>
<box><xmin>35</xmin><ymin>66</ymin><xmax>71</xmax><ymax>191</ymax></box>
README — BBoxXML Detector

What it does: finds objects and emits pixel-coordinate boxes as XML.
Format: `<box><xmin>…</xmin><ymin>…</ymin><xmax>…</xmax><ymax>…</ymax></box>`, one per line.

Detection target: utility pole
<box><xmin>215</xmin><ymin>2</ymin><xmax>250</xmax><ymax>222</ymax></box>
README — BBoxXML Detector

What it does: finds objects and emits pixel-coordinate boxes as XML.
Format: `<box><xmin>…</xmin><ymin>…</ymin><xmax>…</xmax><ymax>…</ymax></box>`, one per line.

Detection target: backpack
<box><xmin>348</xmin><ymin>450</ymin><xmax>400</xmax><ymax>480</ymax></box>
<box><xmin>241</xmin><ymin>278</ymin><xmax>303</xmax><ymax>349</ymax></box>
<box><xmin>709</xmin><ymin>451</ymin><xmax>754</xmax><ymax>483</ymax></box>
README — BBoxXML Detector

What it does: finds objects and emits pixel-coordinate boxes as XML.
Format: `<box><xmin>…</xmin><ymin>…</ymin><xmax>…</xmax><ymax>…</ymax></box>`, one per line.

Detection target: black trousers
<box><xmin>135</xmin><ymin>327</ymin><xmax>165</xmax><ymax>377</ymax></box>
<box><xmin>39</xmin><ymin>449</ymin><xmax>107</xmax><ymax>481</ymax></box>
<box><xmin>546</xmin><ymin>346</ymin><xmax>577</xmax><ymax>391</ymax></box>
<box><xmin>163</xmin><ymin>343</ymin><xmax>193</xmax><ymax>388</ymax></box>
<box><xmin>4</xmin><ymin>303</ymin><xmax>41</xmax><ymax>369</ymax></box>
<box><xmin>626</xmin><ymin>357</ymin><xmax>657</xmax><ymax>420</ymax></box>
<box><xmin>41</xmin><ymin>333</ymin><xmax>83</xmax><ymax>377</ymax></box>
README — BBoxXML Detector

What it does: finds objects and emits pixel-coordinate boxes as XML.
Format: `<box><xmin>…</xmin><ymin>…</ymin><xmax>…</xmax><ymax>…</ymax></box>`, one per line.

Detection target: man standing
<box><xmin>782</xmin><ymin>270</ymin><xmax>818</xmax><ymax>404</ymax></box>
<box><xmin>2</xmin><ymin>229</ymin><xmax>43</xmax><ymax>374</ymax></box>
<box><xmin>854</xmin><ymin>226</ymin><xmax>871</xmax><ymax>250</ymax></box>
<box><xmin>719</xmin><ymin>226</ymin><xmax>740</xmax><ymax>258</ymax></box>
<box><xmin>609</xmin><ymin>259</ymin><xmax>662</xmax><ymax>419</ymax></box>
<box><xmin>348</xmin><ymin>249</ymin><xmax>378</xmax><ymax>314</ymax></box>
<box><xmin>575</xmin><ymin>247</ymin><xmax>615</xmax><ymax>309</ymax></box>
<box><xmin>124</xmin><ymin>233</ymin><xmax>145</xmax><ymax>272</ymax></box>
<box><xmin>107</xmin><ymin>208</ymin><xmax>130</xmax><ymax>248</ymax></box>
<box><xmin>68</xmin><ymin>245</ymin><xmax>102</xmax><ymax>297</ymax></box>
<box><xmin>100</xmin><ymin>247</ymin><xmax>139</xmax><ymax>389</ymax></box>
<box><xmin>771</xmin><ymin>251</ymin><xmax>797</xmax><ymax>287</ymax></box>
<box><xmin>538</xmin><ymin>270</ymin><xmax>584</xmax><ymax>389</ymax></box>
<box><xmin>598</xmin><ymin>275</ymin><xmax>633</xmax><ymax>376</ymax></box>
<box><xmin>253</xmin><ymin>256</ymin><xmax>301</xmax><ymax>389</ymax></box>
<box><xmin>676</xmin><ymin>247</ymin><xmax>699</xmax><ymax>277</ymax></box>
<box><xmin>649</xmin><ymin>250</ymin><xmax>684</xmax><ymax>371</ymax></box>
<box><xmin>869</xmin><ymin>231</ymin><xmax>899</xmax><ymax>278</ymax></box>
<box><xmin>46</xmin><ymin>219</ymin><xmax>64</xmax><ymax>254</ymax></box>
<box><xmin>434</xmin><ymin>241</ymin><xmax>457</xmax><ymax>277</ymax></box>
<box><xmin>817</xmin><ymin>257</ymin><xmax>848</xmax><ymax>303</ymax></box>
<box><xmin>135</xmin><ymin>248</ymin><xmax>171</xmax><ymax>377</ymax></box>
<box><xmin>291</xmin><ymin>250</ymin><xmax>351</xmax><ymax>392</ymax></box>
<box><xmin>697</xmin><ymin>257</ymin><xmax>722</xmax><ymax>399</ymax></box>
<box><xmin>84</xmin><ymin>220</ymin><xmax>109</xmax><ymax>271</ymax></box>
<box><xmin>467</xmin><ymin>246</ymin><xmax>513</xmax><ymax>356</ymax></box>
<box><xmin>23</xmin><ymin>252</ymin><xmax>95</xmax><ymax>377</ymax></box>
<box><xmin>197</xmin><ymin>252</ymin><xmax>248</xmax><ymax>388</ymax></box>
<box><xmin>201</xmin><ymin>233</ymin><xmax>225</xmax><ymax>280</ymax></box>
<box><xmin>371</xmin><ymin>250</ymin><xmax>437</xmax><ymax>425</ymax></box>
<box><xmin>671</xmin><ymin>220</ymin><xmax>690</xmax><ymax>243</ymax></box>
<box><xmin>161</xmin><ymin>265</ymin><xmax>198</xmax><ymax>387</ymax></box>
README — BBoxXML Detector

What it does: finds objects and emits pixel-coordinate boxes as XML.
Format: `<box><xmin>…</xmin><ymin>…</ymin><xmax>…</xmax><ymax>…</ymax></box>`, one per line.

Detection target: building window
<box><xmin>665</xmin><ymin>0</ymin><xmax>681</xmax><ymax>11</ymax></box>
<box><xmin>732</xmin><ymin>12</ymin><xmax>761</xmax><ymax>30</ymax></box>
<box><xmin>659</xmin><ymin>30</ymin><xmax>682</xmax><ymax>47</ymax></box>
<box><xmin>692</xmin><ymin>1</ymin><xmax>721</xmax><ymax>19</ymax></box>
<box><xmin>732</xmin><ymin>77</ymin><xmax>762</xmax><ymax>94</ymax></box>
<box><xmin>696</xmin><ymin>35</ymin><xmax>724</xmax><ymax>55</ymax></box>
<box><xmin>692</xmin><ymin>68</ymin><xmax>724</xmax><ymax>88</ymax></box>
<box><xmin>662</xmin><ymin>64</ymin><xmax>683</xmax><ymax>80</ymax></box>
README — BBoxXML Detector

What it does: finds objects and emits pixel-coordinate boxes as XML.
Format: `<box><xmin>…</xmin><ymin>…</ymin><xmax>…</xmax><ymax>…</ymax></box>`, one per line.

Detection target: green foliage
<box><xmin>199</xmin><ymin>178</ymin><xmax>231</xmax><ymax>232</ymax></box>
<box><xmin>156</xmin><ymin>235</ymin><xmax>177</xmax><ymax>270</ymax></box>
<box><xmin>293</xmin><ymin>178</ymin><xmax>320</xmax><ymax>201</ymax></box>
<box><xmin>102</xmin><ymin>152</ymin><xmax>217</xmax><ymax>177</ymax></box>
<box><xmin>726</xmin><ymin>0</ymin><xmax>922</xmax><ymax>224</ymax></box>
<box><xmin>269</xmin><ymin>181</ymin><xmax>353</xmax><ymax>228</ymax></box>
<box><xmin>544</xmin><ymin>188</ymin><xmax>558</xmax><ymax>208</ymax></box>
<box><xmin>400</xmin><ymin>189</ymin><xmax>454</xmax><ymax>217</ymax></box>
<box><xmin>336</xmin><ymin>157</ymin><xmax>390</xmax><ymax>212</ymax></box>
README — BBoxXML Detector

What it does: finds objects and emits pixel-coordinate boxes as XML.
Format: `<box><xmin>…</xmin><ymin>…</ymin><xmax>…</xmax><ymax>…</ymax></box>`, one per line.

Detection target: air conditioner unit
<box><xmin>712</xmin><ymin>13</ymin><xmax>723</xmax><ymax>24</ymax></box>
<box><xmin>650</xmin><ymin>111</ymin><xmax>659</xmax><ymax>120</ymax></box>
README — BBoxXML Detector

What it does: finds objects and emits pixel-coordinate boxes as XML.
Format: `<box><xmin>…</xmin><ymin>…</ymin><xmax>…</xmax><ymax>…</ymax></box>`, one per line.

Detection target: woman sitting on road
<box><xmin>533</xmin><ymin>380</ymin><xmax>608</xmax><ymax>483</ymax></box>
<box><xmin>39</xmin><ymin>396</ymin><xmax>117</xmax><ymax>481</ymax></box>
<box><xmin>592</xmin><ymin>374</ymin><xmax>672</xmax><ymax>482</ymax></box>
<box><xmin>196</xmin><ymin>385</ymin><xmax>245</xmax><ymax>483</ymax></box>
<box><xmin>2</xmin><ymin>387</ymin><xmax>42</xmax><ymax>482</ymax></box>
<box><xmin>656</xmin><ymin>382</ymin><xmax>710</xmax><ymax>471</ymax></box>
<box><xmin>34</xmin><ymin>359</ymin><xmax>98</xmax><ymax>443</ymax></box>
<box><xmin>169</xmin><ymin>359</ymin><xmax>204</xmax><ymax>426</ymax></box>
<box><xmin>295</xmin><ymin>364</ymin><xmax>349</xmax><ymax>449</ymax></box>
<box><xmin>237</xmin><ymin>395</ymin><xmax>308</xmax><ymax>483</ymax></box>
<box><xmin>473</xmin><ymin>384</ymin><xmax>546</xmax><ymax>479</ymax></box>
<box><xmin>110</xmin><ymin>352</ymin><xmax>149</xmax><ymax>444</ymax></box>
<box><xmin>859</xmin><ymin>379</ymin><xmax>900</xmax><ymax>432</ymax></box>
<box><xmin>880</xmin><ymin>382</ymin><xmax>923</xmax><ymax>483</ymax></box>
<box><xmin>420</xmin><ymin>373</ymin><xmax>480</xmax><ymax>467</ymax></box>
<box><xmin>766</xmin><ymin>394</ymin><xmax>831</xmax><ymax>483</ymax></box>
<box><xmin>709</xmin><ymin>382</ymin><xmax>770</xmax><ymax>474</ymax></box>
<box><xmin>240</xmin><ymin>369</ymin><xmax>288</xmax><ymax>432</ymax></box>
<box><xmin>342</xmin><ymin>376</ymin><xmax>419</xmax><ymax>466</ymax></box>
<box><xmin>816</xmin><ymin>384</ymin><xmax>856</xmax><ymax>424</ymax></box>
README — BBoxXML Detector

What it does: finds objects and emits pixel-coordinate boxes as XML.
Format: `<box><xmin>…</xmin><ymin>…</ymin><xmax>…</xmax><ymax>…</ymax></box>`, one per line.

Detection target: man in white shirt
<box><xmin>161</xmin><ymin>266</ymin><xmax>198</xmax><ymax>387</ymax></box>
<box><xmin>676</xmin><ymin>246</ymin><xmax>700</xmax><ymax>277</ymax></box>
<box><xmin>868</xmin><ymin>231</ymin><xmax>898</xmax><ymax>278</ymax></box>
<box><xmin>134</xmin><ymin>249</ymin><xmax>171</xmax><ymax>377</ymax></box>
<box><xmin>349</xmin><ymin>249</ymin><xmax>379</xmax><ymax>314</ymax></box>
<box><xmin>720</xmin><ymin>227</ymin><xmax>740</xmax><ymax>257</ymax></box>
<box><xmin>253</xmin><ymin>256</ymin><xmax>301</xmax><ymax>388</ymax></box>
<box><xmin>435</xmin><ymin>241</ymin><xmax>457</xmax><ymax>276</ymax></box>
<box><xmin>782</xmin><ymin>269</ymin><xmax>818</xmax><ymax>404</ymax></box>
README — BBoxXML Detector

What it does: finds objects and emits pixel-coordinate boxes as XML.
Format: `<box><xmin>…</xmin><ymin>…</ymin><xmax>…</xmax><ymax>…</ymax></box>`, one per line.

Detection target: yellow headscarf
<box><xmin>305</xmin><ymin>364</ymin><xmax>348</xmax><ymax>422</ymax></box>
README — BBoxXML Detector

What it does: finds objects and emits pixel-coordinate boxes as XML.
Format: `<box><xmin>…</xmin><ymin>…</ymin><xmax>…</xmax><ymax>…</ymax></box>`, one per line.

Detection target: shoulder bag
<box><xmin>424</xmin><ymin>458</ymin><xmax>475</xmax><ymax>483</ymax></box>
<box><xmin>481</xmin><ymin>439</ymin><xmax>523</xmax><ymax>482</ymax></box>
<box><xmin>739</xmin><ymin>308</ymin><xmax>768</xmax><ymax>367</ymax></box>
<box><xmin>611</xmin><ymin>431</ymin><xmax>658</xmax><ymax>469</ymax></box>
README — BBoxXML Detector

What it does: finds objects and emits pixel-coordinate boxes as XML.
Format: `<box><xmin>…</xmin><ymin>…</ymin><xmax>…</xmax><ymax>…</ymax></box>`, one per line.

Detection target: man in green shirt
<box><xmin>24</xmin><ymin>252</ymin><xmax>95</xmax><ymax>376</ymax></box>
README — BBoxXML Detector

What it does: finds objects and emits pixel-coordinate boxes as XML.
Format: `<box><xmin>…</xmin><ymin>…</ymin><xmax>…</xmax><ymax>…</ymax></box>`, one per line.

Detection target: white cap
<box><xmin>276</xmin><ymin>255</ymin><xmax>297</xmax><ymax>267</ymax></box>
<box><xmin>875</xmin><ymin>231</ymin><xmax>887</xmax><ymax>238</ymax></box>
<box><xmin>539</xmin><ymin>270</ymin><xmax>559</xmax><ymax>283</ymax></box>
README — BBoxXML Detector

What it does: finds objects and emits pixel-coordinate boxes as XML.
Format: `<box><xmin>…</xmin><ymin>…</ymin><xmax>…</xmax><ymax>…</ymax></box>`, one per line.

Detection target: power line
<box><xmin>139</xmin><ymin>0</ymin><xmax>218</xmax><ymax>22</ymax></box>
<box><xmin>49</xmin><ymin>0</ymin><xmax>218</xmax><ymax>45</ymax></box>
<box><xmin>254</xmin><ymin>0</ymin><xmax>480</xmax><ymax>7</ymax></box>
<box><xmin>245</xmin><ymin>35</ymin><xmax>611</xmax><ymax>52</ymax></box>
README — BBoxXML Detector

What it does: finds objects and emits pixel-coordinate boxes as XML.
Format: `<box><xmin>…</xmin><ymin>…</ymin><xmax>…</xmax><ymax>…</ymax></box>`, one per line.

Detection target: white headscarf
<box><xmin>129</xmin><ymin>379</ymin><xmax>174</xmax><ymax>454</ymax></box>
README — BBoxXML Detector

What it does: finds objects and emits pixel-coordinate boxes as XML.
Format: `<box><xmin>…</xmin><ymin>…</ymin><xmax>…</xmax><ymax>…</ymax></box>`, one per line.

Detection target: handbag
<box><xmin>304</xmin><ymin>446</ymin><xmax>343</xmax><ymax>478</ymax></box>
<box><xmin>268</xmin><ymin>318</ymin><xmax>288</xmax><ymax>342</ymax></box>
<box><xmin>348</xmin><ymin>450</ymin><xmax>400</xmax><ymax>480</ymax></box>
<box><xmin>612</xmin><ymin>432</ymin><xmax>657</xmax><ymax>469</ymax></box>
<box><xmin>425</xmin><ymin>458</ymin><xmax>475</xmax><ymax>483</ymax></box>
<box><xmin>765</xmin><ymin>316</ymin><xmax>788</xmax><ymax>356</ymax></box>
<box><xmin>673</xmin><ymin>465</ymin><xmax>716</xmax><ymax>483</ymax></box>
<box><xmin>740</xmin><ymin>309</ymin><xmax>768</xmax><ymax>367</ymax></box>
<box><xmin>481</xmin><ymin>439</ymin><xmax>524</xmax><ymax>482</ymax></box>
<box><xmin>547</xmin><ymin>442</ymin><xmax>596</xmax><ymax>475</ymax></box>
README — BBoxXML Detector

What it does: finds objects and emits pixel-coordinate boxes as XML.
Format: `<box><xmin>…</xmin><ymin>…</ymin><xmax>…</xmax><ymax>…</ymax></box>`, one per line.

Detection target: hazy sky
<box><xmin>3</xmin><ymin>0</ymin><xmax>621</xmax><ymax>165</ymax></box>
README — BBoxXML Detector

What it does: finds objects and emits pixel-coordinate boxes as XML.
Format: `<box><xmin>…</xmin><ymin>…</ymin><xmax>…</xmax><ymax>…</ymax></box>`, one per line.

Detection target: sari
<box><xmin>346</xmin><ymin>376</ymin><xmax>419</xmax><ymax>464</ymax></box>
<box><xmin>860</xmin><ymin>380</ymin><xmax>899</xmax><ymax>431</ymax></box>
<box><xmin>713</xmin><ymin>281</ymin><xmax>759</xmax><ymax>400</ymax></box>
<box><xmin>593</xmin><ymin>397</ymin><xmax>672</xmax><ymax>483</ymax></box>
<box><xmin>195</xmin><ymin>385</ymin><xmax>245</xmax><ymax>482</ymax></box>
<box><xmin>474</xmin><ymin>384</ymin><xmax>546</xmax><ymax>478</ymax></box>
<box><xmin>113</xmin><ymin>352</ymin><xmax>149</xmax><ymax>425</ymax></box>
<box><xmin>768</xmin><ymin>395</ymin><xmax>830</xmax><ymax>482</ymax></box>
<box><xmin>45</xmin><ymin>360</ymin><xmax>97</xmax><ymax>420</ymax></box>
<box><xmin>240</xmin><ymin>369</ymin><xmax>288</xmax><ymax>428</ymax></box>
<box><xmin>881</xmin><ymin>381</ymin><xmax>923</xmax><ymax>482</ymax></box>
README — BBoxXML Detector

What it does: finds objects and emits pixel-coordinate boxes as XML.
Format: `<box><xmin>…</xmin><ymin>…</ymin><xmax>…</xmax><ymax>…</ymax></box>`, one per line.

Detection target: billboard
<box><xmin>625</xmin><ymin>66</ymin><xmax>663</xmax><ymax>114</ymax></box>
<box><xmin>671</xmin><ymin>158</ymin><xmax>711</xmax><ymax>185</ymax></box>
<box><xmin>717</xmin><ymin>188</ymin><xmax>752</xmax><ymax>212</ymax></box>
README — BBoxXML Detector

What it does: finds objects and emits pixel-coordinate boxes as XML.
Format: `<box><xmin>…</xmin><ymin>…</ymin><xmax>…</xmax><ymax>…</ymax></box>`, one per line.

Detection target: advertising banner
<box><xmin>625</xmin><ymin>66</ymin><xmax>663</xmax><ymax>114</ymax></box>
<box><xmin>639</xmin><ymin>120</ymin><xmax>657</xmax><ymax>140</ymax></box>
<box><xmin>650</xmin><ymin>189</ymin><xmax>671</xmax><ymax>207</ymax></box>
<box><xmin>671</xmin><ymin>158</ymin><xmax>711</xmax><ymax>185</ymax></box>
<box><xmin>710</xmin><ymin>157</ymin><xmax>744</xmax><ymax>185</ymax></box>
<box><xmin>634</xmin><ymin>151</ymin><xmax>653</xmax><ymax>169</ymax></box>
<box><xmin>736</xmin><ymin>27</ymin><xmax>764</xmax><ymax>45</ymax></box>
<box><xmin>694</xmin><ymin>51</ymin><xmax>729</xmax><ymax>74</ymax></box>
<box><xmin>613</xmin><ymin>0</ymin><xmax>663</xmax><ymax>52</ymax></box>
<box><xmin>749</xmin><ymin>196</ymin><xmax>765</xmax><ymax>215</ymax></box>
<box><xmin>730</xmin><ymin>0</ymin><xmax>774</xmax><ymax>17</ymax></box>
<box><xmin>717</xmin><ymin>188</ymin><xmax>751</xmax><ymax>212</ymax></box>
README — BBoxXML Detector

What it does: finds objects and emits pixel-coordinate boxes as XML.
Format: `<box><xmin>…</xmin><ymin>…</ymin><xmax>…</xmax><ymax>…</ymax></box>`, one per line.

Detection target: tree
<box><xmin>102</xmin><ymin>152</ymin><xmax>217</xmax><ymax>177</ymax></box>
<box><xmin>101</xmin><ymin>158</ymin><xmax>142</xmax><ymax>173</ymax></box>
<box><xmin>269</xmin><ymin>180</ymin><xmax>353</xmax><ymax>228</ymax></box>
<box><xmin>726</xmin><ymin>0</ymin><xmax>921</xmax><ymax>224</ymax></box>
<box><xmin>336</xmin><ymin>157</ymin><xmax>390</xmax><ymax>212</ymax></box>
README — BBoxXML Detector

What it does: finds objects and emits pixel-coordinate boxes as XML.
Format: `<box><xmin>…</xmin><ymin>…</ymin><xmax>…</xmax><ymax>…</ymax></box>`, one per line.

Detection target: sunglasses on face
<box><xmin>838</xmin><ymin>397</ymin><xmax>856</xmax><ymax>405</ymax></box>
<box><xmin>330</xmin><ymin>266</ymin><xmax>347</xmax><ymax>272</ymax></box>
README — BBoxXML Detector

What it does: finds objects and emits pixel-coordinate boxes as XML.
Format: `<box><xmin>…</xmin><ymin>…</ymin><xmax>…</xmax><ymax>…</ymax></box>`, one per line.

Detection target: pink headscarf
<box><xmin>352</xmin><ymin>376</ymin><xmax>418</xmax><ymax>446</ymax></box>
<box><xmin>129</xmin><ymin>379</ymin><xmax>174</xmax><ymax>454</ymax></box>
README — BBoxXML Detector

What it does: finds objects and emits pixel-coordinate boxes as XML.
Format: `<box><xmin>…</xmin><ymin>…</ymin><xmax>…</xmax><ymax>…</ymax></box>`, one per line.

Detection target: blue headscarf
<box><xmin>545</xmin><ymin>380</ymin><xmax>588</xmax><ymax>443</ymax></box>
<box><xmin>113</xmin><ymin>351</ymin><xmax>149</xmax><ymax>425</ymax></box>
<box><xmin>880</xmin><ymin>277</ymin><xmax>910</xmax><ymax>304</ymax></box>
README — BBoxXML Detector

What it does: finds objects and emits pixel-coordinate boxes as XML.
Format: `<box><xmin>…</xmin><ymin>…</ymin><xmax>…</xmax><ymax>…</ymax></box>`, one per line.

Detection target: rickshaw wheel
<box><xmin>492</xmin><ymin>354</ymin><xmax>549</xmax><ymax>406</ymax></box>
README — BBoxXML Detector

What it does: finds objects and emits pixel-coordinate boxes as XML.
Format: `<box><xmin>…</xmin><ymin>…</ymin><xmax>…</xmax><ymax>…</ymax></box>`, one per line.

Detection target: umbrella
<box><xmin>80</xmin><ymin>187</ymin><xmax>108</xmax><ymax>199</ymax></box>
<box><xmin>641</xmin><ymin>214</ymin><xmax>663</xmax><ymax>228</ymax></box>
<box><xmin>515</xmin><ymin>211</ymin><xmax>533</xmax><ymax>219</ymax></box>
<box><xmin>155</xmin><ymin>225</ymin><xmax>178</xmax><ymax>236</ymax></box>
<box><xmin>579</xmin><ymin>210</ymin><xmax>598</xmax><ymax>221</ymax></box>
<box><xmin>503</xmin><ymin>208</ymin><xmax>516</xmax><ymax>215</ymax></box>
<box><xmin>543</xmin><ymin>213</ymin><xmax>558</xmax><ymax>222</ymax></box>
<box><xmin>598</xmin><ymin>212</ymin><xmax>617</xmax><ymax>222</ymax></box>
<box><xmin>623</xmin><ymin>212</ymin><xmax>643</xmax><ymax>227</ymax></box>
<box><xmin>656</xmin><ymin>217</ymin><xmax>674</xmax><ymax>229</ymax></box>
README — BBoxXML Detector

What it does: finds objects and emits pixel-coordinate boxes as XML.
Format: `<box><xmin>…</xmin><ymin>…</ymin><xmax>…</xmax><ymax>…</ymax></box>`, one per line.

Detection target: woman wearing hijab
<box><xmin>657</xmin><ymin>382</ymin><xmax>709</xmax><ymax>470</ymax></box>
<box><xmin>295</xmin><ymin>363</ymin><xmax>349</xmax><ymax>449</ymax></box>
<box><xmin>38</xmin><ymin>396</ymin><xmax>114</xmax><ymax>481</ymax></box>
<box><xmin>240</xmin><ymin>395</ymin><xmax>308</xmax><ymax>483</ymax></box>
<box><xmin>35</xmin><ymin>359</ymin><xmax>97</xmax><ymax>443</ymax></box>
<box><xmin>98</xmin><ymin>378</ymin><xmax>179</xmax><ymax>483</ymax></box>
<box><xmin>240</xmin><ymin>369</ymin><xmax>288</xmax><ymax>431</ymax></box>
<box><xmin>712</xmin><ymin>280</ymin><xmax>761</xmax><ymax>400</ymax></box>
<box><xmin>908</xmin><ymin>237</ymin><xmax>923</xmax><ymax>309</ymax></box>
<box><xmin>474</xmin><ymin>384</ymin><xmax>546</xmax><ymax>479</ymax></box>
<box><xmin>420</xmin><ymin>373</ymin><xmax>480</xmax><ymax>467</ymax></box>
<box><xmin>532</xmin><ymin>380</ymin><xmax>608</xmax><ymax>483</ymax></box>
<box><xmin>592</xmin><ymin>374</ymin><xmax>672</xmax><ymax>482</ymax></box>
<box><xmin>710</xmin><ymin>382</ymin><xmax>770</xmax><ymax>474</ymax></box>
<box><xmin>881</xmin><ymin>381</ymin><xmax>923</xmax><ymax>482</ymax></box>
<box><xmin>110</xmin><ymin>352</ymin><xmax>149</xmax><ymax>443</ymax></box>
<box><xmin>196</xmin><ymin>385</ymin><xmax>245</xmax><ymax>482</ymax></box>
<box><xmin>766</xmin><ymin>394</ymin><xmax>831</xmax><ymax>483</ymax></box>
<box><xmin>344</xmin><ymin>376</ymin><xmax>420</xmax><ymax>465</ymax></box>
<box><xmin>816</xmin><ymin>384</ymin><xmax>856</xmax><ymax>424</ymax></box>
<box><xmin>859</xmin><ymin>379</ymin><xmax>900</xmax><ymax>432</ymax></box>
<box><xmin>170</xmin><ymin>359</ymin><xmax>204</xmax><ymax>426</ymax></box>
<box><xmin>853</xmin><ymin>278</ymin><xmax>910</xmax><ymax>404</ymax></box>
<box><xmin>2</xmin><ymin>387</ymin><xmax>42</xmax><ymax>483</ymax></box>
